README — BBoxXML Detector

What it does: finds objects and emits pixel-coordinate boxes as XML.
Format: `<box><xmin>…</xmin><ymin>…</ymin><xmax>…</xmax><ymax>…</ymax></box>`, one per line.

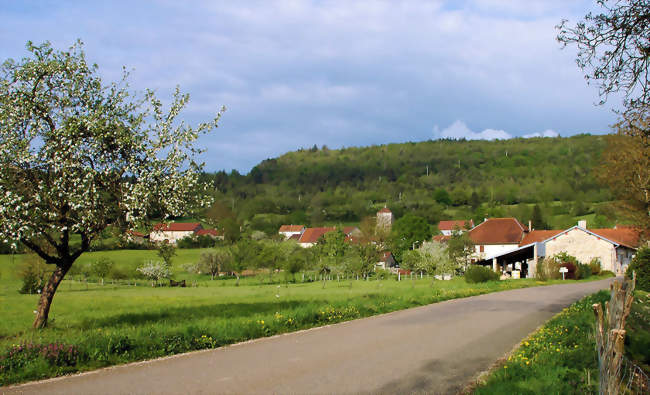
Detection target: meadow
<box><xmin>0</xmin><ymin>250</ymin><xmax>612</xmax><ymax>386</ymax></box>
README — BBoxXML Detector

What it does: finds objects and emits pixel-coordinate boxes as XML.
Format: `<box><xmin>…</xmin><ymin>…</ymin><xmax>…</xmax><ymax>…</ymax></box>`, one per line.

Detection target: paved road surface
<box><xmin>3</xmin><ymin>279</ymin><xmax>612</xmax><ymax>394</ymax></box>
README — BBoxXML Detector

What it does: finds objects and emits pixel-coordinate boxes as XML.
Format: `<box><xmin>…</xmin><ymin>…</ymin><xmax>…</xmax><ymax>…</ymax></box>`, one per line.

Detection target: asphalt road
<box><xmin>3</xmin><ymin>279</ymin><xmax>612</xmax><ymax>394</ymax></box>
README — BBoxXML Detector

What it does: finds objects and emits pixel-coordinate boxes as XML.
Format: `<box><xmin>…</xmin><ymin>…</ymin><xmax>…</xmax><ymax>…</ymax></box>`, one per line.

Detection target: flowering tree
<box><xmin>0</xmin><ymin>41</ymin><xmax>223</xmax><ymax>328</ymax></box>
<box><xmin>137</xmin><ymin>260</ymin><xmax>172</xmax><ymax>287</ymax></box>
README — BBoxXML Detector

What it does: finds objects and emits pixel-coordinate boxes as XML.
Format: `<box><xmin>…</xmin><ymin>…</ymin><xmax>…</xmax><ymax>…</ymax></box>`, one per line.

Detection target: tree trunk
<box><xmin>236</xmin><ymin>274</ymin><xmax>240</xmax><ymax>286</ymax></box>
<box><xmin>33</xmin><ymin>264</ymin><xmax>70</xmax><ymax>329</ymax></box>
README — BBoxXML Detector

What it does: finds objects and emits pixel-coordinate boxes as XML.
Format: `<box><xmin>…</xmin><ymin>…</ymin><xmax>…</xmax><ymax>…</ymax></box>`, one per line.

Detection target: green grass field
<box><xmin>0</xmin><ymin>250</ymin><xmax>612</xmax><ymax>386</ymax></box>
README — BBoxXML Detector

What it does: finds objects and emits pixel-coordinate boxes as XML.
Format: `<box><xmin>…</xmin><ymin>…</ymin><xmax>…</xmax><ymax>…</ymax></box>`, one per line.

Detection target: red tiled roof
<box><xmin>433</xmin><ymin>235</ymin><xmax>451</xmax><ymax>243</ymax></box>
<box><xmin>196</xmin><ymin>229</ymin><xmax>223</xmax><ymax>237</ymax></box>
<box><xmin>469</xmin><ymin>218</ymin><xmax>527</xmax><ymax>245</ymax></box>
<box><xmin>378</xmin><ymin>207</ymin><xmax>392</xmax><ymax>213</ymax></box>
<box><xmin>279</xmin><ymin>225</ymin><xmax>305</xmax><ymax>232</ymax></box>
<box><xmin>299</xmin><ymin>227</ymin><xmax>358</xmax><ymax>244</ymax></box>
<box><xmin>127</xmin><ymin>230</ymin><xmax>146</xmax><ymax>237</ymax></box>
<box><xmin>153</xmin><ymin>222</ymin><xmax>202</xmax><ymax>232</ymax></box>
<box><xmin>438</xmin><ymin>219</ymin><xmax>474</xmax><ymax>231</ymax></box>
<box><xmin>519</xmin><ymin>230</ymin><xmax>563</xmax><ymax>246</ymax></box>
<box><xmin>589</xmin><ymin>228</ymin><xmax>641</xmax><ymax>249</ymax></box>
<box><xmin>379</xmin><ymin>251</ymin><xmax>394</xmax><ymax>262</ymax></box>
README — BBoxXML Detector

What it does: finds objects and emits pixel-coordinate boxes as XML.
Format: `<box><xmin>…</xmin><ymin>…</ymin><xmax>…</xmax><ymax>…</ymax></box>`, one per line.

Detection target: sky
<box><xmin>0</xmin><ymin>1</ymin><xmax>622</xmax><ymax>173</ymax></box>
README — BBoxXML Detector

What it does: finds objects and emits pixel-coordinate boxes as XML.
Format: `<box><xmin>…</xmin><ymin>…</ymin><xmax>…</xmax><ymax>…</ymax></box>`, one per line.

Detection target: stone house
<box><xmin>477</xmin><ymin>220</ymin><xmax>640</xmax><ymax>278</ymax></box>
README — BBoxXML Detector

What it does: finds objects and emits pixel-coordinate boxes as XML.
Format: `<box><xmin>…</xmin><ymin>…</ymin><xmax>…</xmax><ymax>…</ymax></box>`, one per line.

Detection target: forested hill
<box><xmin>201</xmin><ymin>134</ymin><xmax>612</xmax><ymax>232</ymax></box>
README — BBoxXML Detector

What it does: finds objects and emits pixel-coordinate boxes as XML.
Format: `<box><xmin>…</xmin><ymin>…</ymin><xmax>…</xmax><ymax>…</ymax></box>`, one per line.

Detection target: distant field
<box><xmin>0</xmin><ymin>252</ymin><xmax>612</xmax><ymax>385</ymax></box>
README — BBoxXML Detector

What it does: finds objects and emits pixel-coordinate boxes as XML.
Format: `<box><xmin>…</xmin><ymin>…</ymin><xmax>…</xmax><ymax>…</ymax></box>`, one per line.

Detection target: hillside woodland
<box><xmin>199</xmin><ymin>134</ymin><xmax>615</xmax><ymax>235</ymax></box>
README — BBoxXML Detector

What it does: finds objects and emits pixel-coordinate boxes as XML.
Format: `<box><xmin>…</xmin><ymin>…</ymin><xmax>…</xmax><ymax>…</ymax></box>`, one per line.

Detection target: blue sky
<box><xmin>1</xmin><ymin>1</ymin><xmax>620</xmax><ymax>173</ymax></box>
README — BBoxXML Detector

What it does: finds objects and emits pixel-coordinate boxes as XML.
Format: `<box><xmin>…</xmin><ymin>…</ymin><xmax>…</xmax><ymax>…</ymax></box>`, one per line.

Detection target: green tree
<box><xmin>421</xmin><ymin>240</ymin><xmax>456</xmax><ymax>277</ymax></box>
<box><xmin>283</xmin><ymin>245</ymin><xmax>306</xmax><ymax>284</ymax></box>
<box><xmin>0</xmin><ymin>41</ymin><xmax>223</xmax><ymax>328</ymax></box>
<box><xmin>230</xmin><ymin>240</ymin><xmax>261</xmax><ymax>286</ymax></box>
<box><xmin>599</xmin><ymin>115</ymin><xmax>650</xmax><ymax>234</ymax></box>
<box><xmin>221</xmin><ymin>217</ymin><xmax>241</xmax><ymax>244</ymax></box>
<box><xmin>320</xmin><ymin>227</ymin><xmax>349</xmax><ymax>267</ymax></box>
<box><xmin>90</xmin><ymin>257</ymin><xmax>114</xmax><ymax>285</ymax></box>
<box><xmin>433</xmin><ymin>188</ymin><xmax>452</xmax><ymax>206</ymax></box>
<box><xmin>157</xmin><ymin>242</ymin><xmax>177</xmax><ymax>267</ymax></box>
<box><xmin>390</xmin><ymin>214</ymin><xmax>432</xmax><ymax>261</ymax></box>
<box><xmin>198</xmin><ymin>249</ymin><xmax>231</xmax><ymax>280</ymax></box>
<box><xmin>355</xmin><ymin>242</ymin><xmax>380</xmax><ymax>279</ymax></box>
<box><xmin>258</xmin><ymin>241</ymin><xmax>286</xmax><ymax>283</ymax></box>
<box><xmin>531</xmin><ymin>205</ymin><xmax>547</xmax><ymax>230</ymax></box>
<box><xmin>447</xmin><ymin>229</ymin><xmax>474</xmax><ymax>273</ymax></box>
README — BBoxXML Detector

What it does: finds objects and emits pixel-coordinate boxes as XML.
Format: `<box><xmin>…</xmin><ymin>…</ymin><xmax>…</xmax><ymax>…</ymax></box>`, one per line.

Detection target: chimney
<box><xmin>529</xmin><ymin>220</ymin><xmax>532</xmax><ymax>231</ymax></box>
<box><xmin>578</xmin><ymin>220</ymin><xmax>587</xmax><ymax>228</ymax></box>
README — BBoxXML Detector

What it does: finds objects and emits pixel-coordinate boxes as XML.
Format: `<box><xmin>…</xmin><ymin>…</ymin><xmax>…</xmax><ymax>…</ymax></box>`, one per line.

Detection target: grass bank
<box><xmin>474</xmin><ymin>289</ymin><xmax>649</xmax><ymax>394</ymax></box>
<box><xmin>0</xmin><ymin>252</ymin><xmax>612</xmax><ymax>386</ymax></box>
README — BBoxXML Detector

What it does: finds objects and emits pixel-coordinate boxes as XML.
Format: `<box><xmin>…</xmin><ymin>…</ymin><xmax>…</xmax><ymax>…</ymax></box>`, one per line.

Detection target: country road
<box><xmin>3</xmin><ymin>278</ymin><xmax>612</xmax><ymax>394</ymax></box>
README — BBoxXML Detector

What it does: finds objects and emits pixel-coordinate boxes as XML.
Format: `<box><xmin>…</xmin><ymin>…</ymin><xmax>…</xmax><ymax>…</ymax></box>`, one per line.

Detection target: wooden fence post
<box><xmin>593</xmin><ymin>273</ymin><xmax>635</xmax><ymax>395</ymax></box>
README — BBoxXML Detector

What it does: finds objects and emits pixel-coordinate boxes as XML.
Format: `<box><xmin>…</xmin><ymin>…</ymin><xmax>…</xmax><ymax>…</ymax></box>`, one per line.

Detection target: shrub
<box><xmin>600</xmin><ymin>270</ymin><xmax>616</xmax><ymax>277</ymax></box>
<box><xmin>0</xmin><ymin>343</ymin><xmax>81</xmax><ymax>376</ymax></box>
<box><xmin>552</xmin><ymin>252</ymin><xmax>580</xmax><ymax>280</ymax></box>
<box><xmin>177</xmin><ymin>235</ymin><xmax>218</xmax><ymax>249</ymax></box>
<box><xmin>91</xmin><ymin>257</ymin><xmax>114</xmax><ymax>284</ymax></box>
<box><xmin>627</xmin><ymin>247</ymin><xmax>650</xmax><ymax>292</ymax></box>
<box><xmin>18</xmin><ymin>255</ymin><xmax>51</xmax><ymax>294</ymax></box>
<box><xmin>576</xmin><ymin>263</ymin><xmax>591</xmax><ymax>280</ymax></box>
<box><xmin>559</xmin><ymin>262</ymin><xmax>577</xmax><ymax>279</ymax></box>
<box><xmin>536</xmin><ymin>257</ymin><xmax>560</xmax><ymax>281</ymax></box>
<box><xmin>136</xmin><ymin>260</ymin><xmax>172</xmax><ymax>286</ymax></box>
<box><xmin>589</xmin><ymin>258</ymin><xmax>601</xmax><ymax>275</ymax></box>
<box><xmin>465</xmin><ymin>265</ymin><xmax>500</xmax><ymax>283</ymax></box>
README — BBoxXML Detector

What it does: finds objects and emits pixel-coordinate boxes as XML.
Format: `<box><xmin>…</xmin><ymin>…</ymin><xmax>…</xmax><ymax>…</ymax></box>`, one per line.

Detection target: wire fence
<box><xmin>620</xmin><ymin>355</ymin><xmax>649</xmax><ymax>394</ymax></box>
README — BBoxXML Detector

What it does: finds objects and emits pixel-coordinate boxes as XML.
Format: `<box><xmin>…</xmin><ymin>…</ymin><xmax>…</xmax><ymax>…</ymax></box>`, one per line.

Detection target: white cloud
<box><xmin>523</xmin><ymin>129</ymin><xmax>559</xmax><ymax>138</ymax></box>
<box><xmin>434</xmin><ymin>120</ymin><xmax>512</xmax><ymax>140</ymax></box>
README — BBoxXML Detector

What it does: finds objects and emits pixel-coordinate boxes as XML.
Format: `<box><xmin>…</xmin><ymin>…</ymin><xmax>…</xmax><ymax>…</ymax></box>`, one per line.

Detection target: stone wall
<box><xmin>544</xmin><ymin>228</ymin><xmax>616</xmax><ymax>271</ymax></box>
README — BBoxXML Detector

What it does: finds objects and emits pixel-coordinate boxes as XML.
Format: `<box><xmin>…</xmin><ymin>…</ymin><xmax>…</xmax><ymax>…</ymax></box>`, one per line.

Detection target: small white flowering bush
<box><xmin>136</xmin><ymin>260</ymin><xmax>172</xmax><ymax>287</ymax></box>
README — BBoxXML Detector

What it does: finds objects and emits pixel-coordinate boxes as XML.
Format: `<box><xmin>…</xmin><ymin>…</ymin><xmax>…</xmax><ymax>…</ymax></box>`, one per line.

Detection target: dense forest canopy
<box><xmin>199</xmin><ymin>134</ymin><xmax>614</xmax><ymax>234</ymax></box>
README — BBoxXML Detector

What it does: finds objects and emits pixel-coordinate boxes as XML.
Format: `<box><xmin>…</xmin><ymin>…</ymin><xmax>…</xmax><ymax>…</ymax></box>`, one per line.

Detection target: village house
<box><xmin>297</xmin><ymin>226</ymin><xmax>361</xmax><ymax>248</ymax></box>
<box><xmin>278</xmin><ymin>225</ymin><xmax>306</xmax><ymax>240</ymax></box>
<box><xmin>469</xmin><ymin>218</ymin><xmax>529</xmax><ymax>261</ymax></box>
<box><xmin>376</xmin><ymin>251</ymin><xmax>397</xmax><ymax>271</ymax></box>
<box><xmin>149</xmin><ymin>222</ymin><xmax>222</xmax><ymax>244</ymax></box>
<box><xmin>437</xmin><ymin>219</ymin><xmax>474</xmax><ymax>236</ymax></box>
<box><xmin>126</xmin><ymin>230</ymin><xmax>148</xmax><ymax>244</ymax></box>
<box><xmin>477</xmin><ymin>220</ymin><xmax>640</xmax><ymax>278</ymax></box>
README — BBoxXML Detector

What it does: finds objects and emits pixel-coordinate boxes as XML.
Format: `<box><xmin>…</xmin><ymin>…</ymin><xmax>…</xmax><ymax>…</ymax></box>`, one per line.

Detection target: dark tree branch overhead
<box><xmin>557</xmin><ymin>0</ymin><xmax>650</xmax><ymax>110</ymax></box>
